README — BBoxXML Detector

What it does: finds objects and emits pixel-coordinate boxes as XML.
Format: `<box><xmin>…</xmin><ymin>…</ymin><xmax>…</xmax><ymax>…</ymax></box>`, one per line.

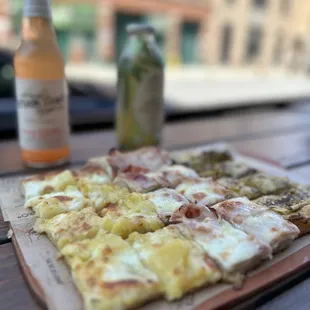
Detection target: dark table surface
<box><xmin>0</xmin><ymin>106</ymin><xmax>310</xmax><ymax>310</ymax></box>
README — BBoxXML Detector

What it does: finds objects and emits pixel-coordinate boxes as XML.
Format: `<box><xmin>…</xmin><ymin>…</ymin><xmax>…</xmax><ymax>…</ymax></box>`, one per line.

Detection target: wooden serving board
<box><xmin>12</xmin><ymin>232</ymin><xmax>310</xmax><ymax>310</ymax></box>
<box><xmin>2</xmin><ymin>144</ymin><xmax>310</xmax><ymax>310</ymax></box>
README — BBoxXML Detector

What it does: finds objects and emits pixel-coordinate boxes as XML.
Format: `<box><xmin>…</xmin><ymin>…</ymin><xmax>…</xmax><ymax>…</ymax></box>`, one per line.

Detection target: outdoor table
<box><xmin>0</xmin><ymin>107</ymin><xmax>309</xmax><ymax>310</ymax></box>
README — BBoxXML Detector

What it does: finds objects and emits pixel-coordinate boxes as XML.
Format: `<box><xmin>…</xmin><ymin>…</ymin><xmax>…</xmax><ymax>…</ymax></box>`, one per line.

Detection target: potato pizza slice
<box><xmin>171</xmin><ymin>204</ymin><xmax>271</xmax><ymax>283</ymax></box>
<box><xmin>99</xmin><ymin>193</ymin><xmax>164</xmax><ymax>238</ymax></box>
<box><xmin>74</xmin><ymin>164</ymin><xmax>111</xmax><ymax>185</ymax></box>
<box><xmin>22</xmin><ymin>169</ymin><xmax>76</xmax><ymax>202</ymax></box>
<box><xmin>61</xmin><ymin>233</ymin><xmax>161</xmax><ymax>310</ymax></box>
<box><xmin>211</xmin><ymin>197</ymin><xmax>300</xmax><ymax>252</ymax></box>
<box><xmin>128</xmin><ymin>225</ymin><xmax>221</xmax><ymax>301</ymax></box>
<box><xmin>34</xmin><ymin>207</ymin><xmax>106</xmax><ymax>249</ymax></box>
<box><xmin>25</xmin><ymin>186</ymin><xmax>93</xmax><ymax>219</ymax></box>
<box><xmin>175</xmin><ymin>177</ymin><xmax>237</xmax><ymax>207</ymax></box>
<box><xmin>87</xmin><ymin>147</ymin><xmax>172</xmax><ymax>178</ymax></box>
<box><xmin>78</xmin><ymin>182</ymin><xmax>130</xmax><ymax>211</ymax></box>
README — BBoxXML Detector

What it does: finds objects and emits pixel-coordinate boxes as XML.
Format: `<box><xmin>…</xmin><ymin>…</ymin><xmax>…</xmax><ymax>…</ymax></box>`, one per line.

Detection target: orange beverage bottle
<box><xmin>14</xmin><ymin>0</ymin><xmax>70</xmax><ymax>168</ymax></box>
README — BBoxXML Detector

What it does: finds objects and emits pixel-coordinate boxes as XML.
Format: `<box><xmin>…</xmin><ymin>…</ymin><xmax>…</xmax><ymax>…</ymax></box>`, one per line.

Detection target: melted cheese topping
<box><xmin>212</xmin><ymin>197</ymin><xmax>300</xmax><ymax>252</ymax></box>
<box><xmin>158</xmin><ymin>165</ymin><xmax>199</xmax><ymax>187</ymax></box>
<box><xmin>78</xmin><ymin>182</ymin><xmax>130</xmax><ymax>211</ymax></box>
<box><xmin>88</xmin><ymin>147</ymin><xmax>172</xmax><ymax>178</ymax></box>
<box><xmin>114</xmin><ymin>172</ymin><xmax>162</xmax><ymax>193</ymax></box>
<box><xmin>99</xmin><ymin>193</ymin><xmax>164</xmax><ymax>238</ymax></box>
<box><xmin>23</xmin><ymin>170</ymin><xmax>76</xmax><ymax>202</ymax></box>
<box><xmin>144</xmin><ymin>188</ymin><xmax>190</xmax><ymax>222</ymax></box>
<box><xmin>34</xmin><ymin>208</ymin><xmax>105</xmax><ymax>249</ymax></box>
<box><xmin>177</xmin><ymin>218</ymin><xmax>271</xmax><ymax>274</ymax></box>
<box><xmin>176</xmin><ymin>178</ymin><xmax>236</xmax><ymax>207</ymax></box>
<box><xmin>61</xmin><ymin>233</ymin><xmax>160</xmax><ymax>310</ymax></box>
<box><xmin>26</xmin><ymin>186</ymin><xmax>93</xmax><ymax>219</ymax></box>
<box><xmin>128</xmin><ymin>226</ymin><xmax>221</xmax><ymax>300</ymax></box>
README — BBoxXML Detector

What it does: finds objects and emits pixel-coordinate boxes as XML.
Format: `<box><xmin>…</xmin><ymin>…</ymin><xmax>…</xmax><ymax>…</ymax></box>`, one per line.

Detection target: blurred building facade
<box><xmin>206</xmin><ymin>0</ymin><xmax>310</xmax><ymax>73</ymax></box>
<box><xmin>2</xmin><ymin>0</ymin><xmax>209</xmax><ymax>65</ymax></box>
<box><xmin>1</xmin><ymin>0</ymin><xmax>310</xmax><ymax>73</ymax></box>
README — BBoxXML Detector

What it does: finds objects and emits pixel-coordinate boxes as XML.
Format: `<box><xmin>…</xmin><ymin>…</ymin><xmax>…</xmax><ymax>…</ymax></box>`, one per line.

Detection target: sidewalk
<box><xmin>66</xmin><ymin>64</ymin><xmax>310</xmax><ymax>111</ymax></box>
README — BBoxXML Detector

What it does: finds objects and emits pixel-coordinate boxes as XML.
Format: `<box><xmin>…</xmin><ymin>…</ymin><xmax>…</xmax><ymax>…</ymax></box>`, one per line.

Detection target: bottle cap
<box><xmin>126</xmin><ymin>24</ymin><xmax>156</xmax><ymax>35</ymax></box>
<box><xmin>23</xmin><ymin>0</ymin><xmax>52</xmax><ymax>18</ymax></box>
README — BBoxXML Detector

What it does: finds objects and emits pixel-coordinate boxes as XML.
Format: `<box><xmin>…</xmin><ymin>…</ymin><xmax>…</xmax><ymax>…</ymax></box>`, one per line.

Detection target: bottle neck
<box><xmin>21</xmin><ymin>0</ymin><xmax>55</xmax><ymax>41</ymax></box>
<box><xmin>21</xmin><ymin>17</ymin><xmax>56</xmax><ymax>42</ymax></box>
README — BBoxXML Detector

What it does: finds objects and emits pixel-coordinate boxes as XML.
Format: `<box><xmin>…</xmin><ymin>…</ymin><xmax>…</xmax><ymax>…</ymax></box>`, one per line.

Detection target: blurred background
<box><xmin>1</xmin><ymin>0</ymin><xmax>310</xmax><ymax>137</ymax></box>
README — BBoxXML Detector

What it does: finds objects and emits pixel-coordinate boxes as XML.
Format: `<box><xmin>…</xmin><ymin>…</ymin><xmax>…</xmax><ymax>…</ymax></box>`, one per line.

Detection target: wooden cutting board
<box><xmin>3</xmin><ymin>144</ymin><xmax>310</xmax><ymax>310</ymax></box>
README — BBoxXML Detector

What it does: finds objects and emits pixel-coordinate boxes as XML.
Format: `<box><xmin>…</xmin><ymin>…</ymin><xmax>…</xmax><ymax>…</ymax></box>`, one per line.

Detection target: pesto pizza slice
<box><xmin>61</xmin><ymin>232</ymin><xmax>161</xmax><ymax>310</ymax></box>
<box><xmin>199</xmin><ymin>161</ymin><xmax>257</xmax><ymax>179</ymax></box>
<box><xmin>254</xmin><ymin>185</ymin><xmax>310</xmax><ymax>235</ymax></box>
<box><xmin>218</xmin><ymin>173</ymin><xmax>291</xmax><ymax>200</ymax></box>
<box><xmin>128</xmin><ymin>225</ymin><xmax>221</xmax><ymax>301</ymax></box>
<box><xmin>173</xmin><ymin>149</ymin><xmax>233</xmax><ymax>173</ymax></box>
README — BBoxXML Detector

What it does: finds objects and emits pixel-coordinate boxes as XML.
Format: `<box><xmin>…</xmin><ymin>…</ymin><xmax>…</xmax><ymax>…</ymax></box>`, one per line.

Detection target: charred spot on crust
<box><xmin>54</xmin><ymin>195</ymin><xmax>74</xmax><ymax>202</ymax></box>
<box><xmin>184</xmin><ymin>204</ymin><xmax>201</xmax><ymax>219</ymax></box>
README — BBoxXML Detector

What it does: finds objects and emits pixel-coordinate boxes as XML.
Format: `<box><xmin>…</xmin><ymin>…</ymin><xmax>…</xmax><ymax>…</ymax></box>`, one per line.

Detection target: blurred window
<box><xmin>273</xmin><ymin>33</ymin><xmax>284</xmax><ymax>64</ymax></box>
<box><xmin>221</xmin><ymin>24</ymin><xmax>233</xmax><ymax>63</ymax></box>
<box><xmin>225</xmin><ymin>0</ymin><xmax>236</xmax><ymax>4</ymax></box>
<box><xmin>246</xmin><ymin>26</ymin><xmax>263</xmax><ymax>61</ymax></box>
<box><xmin>280</xmin><ymin>0</ymin><xmax>291</xmax><ymax>14</ymax></box>
<box><xmin>252</xmin><ymin>0</ymin><xmax>267</xmax><ymax>9</ymax></box>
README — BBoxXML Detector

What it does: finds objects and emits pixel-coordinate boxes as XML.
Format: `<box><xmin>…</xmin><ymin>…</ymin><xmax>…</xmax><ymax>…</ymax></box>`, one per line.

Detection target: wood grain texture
<box><xmin>0</xmin><ymin>243</ymin><xmax>41</xmax><ymax>310</ymax></box>
<box><xmin>2</xmin><ymin>108</ymin><xmax>310</xmax><ymax>175</ymax></box>
<box><xmin>0</xmin><ymin>221</ymin><xmax>10</xmax><ymax>244</ymax></box>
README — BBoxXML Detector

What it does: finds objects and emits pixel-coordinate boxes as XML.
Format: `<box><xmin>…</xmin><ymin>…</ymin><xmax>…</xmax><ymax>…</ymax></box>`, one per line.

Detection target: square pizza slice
<box><xmin>144</xmin><ymin>188</ymin><xmax>193</xmax><ymax>223</ymax></box>
<box><xmin>173</xmin><ymin>149</ymin><xmax>234</xmax><ymax>173</ymax></box>
<box><xmin>87</xmin><ymin>147</ymin><xmax>172</xmax><ymax>178</ymax></box>
<box><xmin>74</xmin><ymin>164</ymin><xmax>111</xmax><ymax>185</ymax></box>
<box><xmin>61</xmin><ymin>233</ymin><xmax>161</xmax><ymax>310</ymax></box>
<box><xmin>128</xmin><ymin>225</ymin><xmax>221</xmax><ymax>301</ymax></box>
<box><xmin>78</xmin><ymin>182</ymin><xmax>130</xmax><ymax>212</ymax></box>
<box><xmin>99</xmin><ymin>193</ymin><xmax>164</xmax><ymax>238</ymax></box>
<box><xmin>171</xmin><ymin>204</ymin><xmax>271</xmax><ymax>283</ymax></box>
<box><xmin>199</xmin><ymin>161</ymin><xmax>258</xmax><ymax>179</ymax></box>
<box><xmin>211</xmin><ymin>197</ymin><xmax>300</xmax><ymax>252</ymax></box>
<box><xmin>175</xmin><ymin>177</ymin><xmax>237</xmax><ymax>207</ymax></box>
<box><xmin>218</xmin><ymin>173</ymin><xmax>291</xmax><ymax>200</ymax></box>
<box><xmin>34</xmin><ymin>207</ymin><xmax>106</xmax><ymax>249</ymax></box>
<box><xmin>114</xmin><ymin>165</ymin><xmax>198</xmax><ymax>193</ymax></box>
<box><xmin>254</xmin><ymin>185</ymin><xmax>310</xmax><ymax>235</ymax></box>
<box><xmin>25</xmin><ymin>186</ymin><xmax>93</xmax><ymax>219</ymax></box>
<box><xmin>21</xmin><ymin>169</ymin><xmax>76</xmax><ymax>202</ymax></box>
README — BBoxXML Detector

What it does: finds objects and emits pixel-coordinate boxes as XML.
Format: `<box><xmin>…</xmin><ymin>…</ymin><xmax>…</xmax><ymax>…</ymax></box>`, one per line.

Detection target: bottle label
<box><xmin>133</xmin><ymin>70</ymin><xmax>164</xmax><ymax>136</ymax></box>
<box><xmin>16</xmin><ymin>78</ymin><xmax>70</xmax><ymax>150</ymax></box>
